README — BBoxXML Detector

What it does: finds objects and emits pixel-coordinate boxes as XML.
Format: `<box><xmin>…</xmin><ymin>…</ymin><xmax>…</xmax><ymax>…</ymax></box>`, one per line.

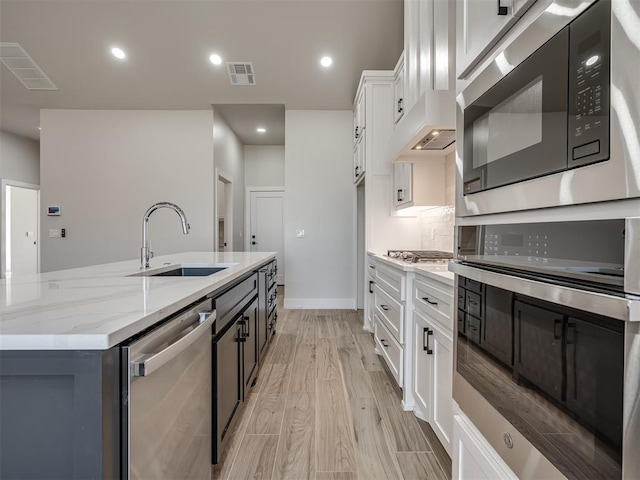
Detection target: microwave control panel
<box><xmin>568</xmin><ymin>0</ymin><xmax>610</xmax><ymax>166</ymax></box>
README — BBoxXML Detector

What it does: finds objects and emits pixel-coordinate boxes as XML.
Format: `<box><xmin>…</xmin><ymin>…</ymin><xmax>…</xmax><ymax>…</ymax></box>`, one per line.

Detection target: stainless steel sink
<box><xmin>151</xmin><ymin>266</ymin><xmax>226</xmax><ymax>277</ymax></box>
<box><xmin>130</xmin><ymin>263</ymin><xmax>236</xmax><ymax>277</ymax></box>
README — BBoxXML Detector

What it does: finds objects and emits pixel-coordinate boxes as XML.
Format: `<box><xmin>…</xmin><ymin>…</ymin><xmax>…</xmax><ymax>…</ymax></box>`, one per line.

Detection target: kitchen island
<box><xmin>0</xmin><ymin>251</ymin><xmax>276</xmax><ymax>479</ymax></box>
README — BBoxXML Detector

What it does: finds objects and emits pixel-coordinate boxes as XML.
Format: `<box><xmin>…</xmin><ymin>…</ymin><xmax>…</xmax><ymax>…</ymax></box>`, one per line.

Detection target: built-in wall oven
<box><xmin>456</xmin><ymin>0</ymin><xmax>640</xmax><ymax>217</ymax></box>
<box><xmin>450</xmin><ymin>218</ymin><xmax>640</xmax><ymax>479</ymax></box>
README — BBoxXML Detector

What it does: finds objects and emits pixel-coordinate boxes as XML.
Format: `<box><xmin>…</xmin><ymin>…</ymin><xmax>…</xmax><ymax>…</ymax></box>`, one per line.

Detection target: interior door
<box><xmin>249</xmin><ymin>191</ymin><xmax>284</xmax><ymax>284</ymax></box>
<box><xmin>6</xmin><ymin>185</ymin><xmax>39</xmax><ymax>277</ymax></box>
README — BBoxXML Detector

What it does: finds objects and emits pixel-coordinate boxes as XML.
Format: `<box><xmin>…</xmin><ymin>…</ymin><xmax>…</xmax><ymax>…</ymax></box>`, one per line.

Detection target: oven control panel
<box><xmin>568</xmin><ymin>0</ymin><xmax>610</xmax><ymax>166</ymax></box>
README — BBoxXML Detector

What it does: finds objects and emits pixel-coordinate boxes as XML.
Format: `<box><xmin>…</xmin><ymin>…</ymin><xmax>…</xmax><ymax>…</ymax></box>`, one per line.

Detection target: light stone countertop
<box><xmin>0</xmin><ymin>251</ymin><xmax>275</xmax><ymax>351</ymax></box>
<box><xmin>367</xmin><ymin>251</ymin><xmax>454</xmax><ymax>287</ymax></box>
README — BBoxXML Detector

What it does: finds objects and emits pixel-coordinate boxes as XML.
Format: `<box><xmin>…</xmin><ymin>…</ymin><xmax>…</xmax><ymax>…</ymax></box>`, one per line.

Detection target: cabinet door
<box><xmin>430</xmin><ymin>322</ymin><xmax>453</xmax><ymax>455</ymax></box>
<box><xmin>566</xmin><ymin>315</ymin><xmax>624</xmax><ymax>449</ymax></box>
<box><xmin>214</xmin><ymin>320</ymin><xmax>242</xmax><ymax>462</ymax></box>
<box><xmin>394</xmin><ymin>67</ymin><xmax>405</xmax><ymax>124</ymax></box>
<box><xmin>412</xmin><ymin>310</ymin><xmax>433</xmax><ymax>420</ymax></box>
<box><xmin>353</xmin><ymin>131</ymin><xmax>366</xmax><ymax>182</ymax></box>
<box><xmin>367</xmin><ymin>275</ymin><xmax>376</xmax><ymax>329</ymax></box>
<box><xmin>457</xmin><ymin>0</ymin><xmax>537</xmax><ymax>78</ymax></box>
<box><xmin>393</xmin><ymin>163</ymin><xmax>412</xmax><ymax>207</ymax></box>
<box><xmin>514</xmin><ymin>300</ymin><xmax>563</xmax><ymax>402</ymax></box>
<box><xmin>241</xmin><ymin>297</ymin><xmax>259</xmax><ymax>393</ymax></box>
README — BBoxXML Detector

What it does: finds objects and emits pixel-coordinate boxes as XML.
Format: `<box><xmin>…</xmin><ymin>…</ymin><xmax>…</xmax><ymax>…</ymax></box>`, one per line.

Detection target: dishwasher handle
<box><xmin>131</xmin><ymin>310</ymin><xmax>215</xmax><ymax>377</ymax></box>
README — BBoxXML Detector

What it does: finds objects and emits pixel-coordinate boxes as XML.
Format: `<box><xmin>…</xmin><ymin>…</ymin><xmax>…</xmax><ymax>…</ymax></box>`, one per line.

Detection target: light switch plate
<box><xmin>49</xmin><ymin>228</ymin><xmax>62</xmax><ymax>238</ymax></box>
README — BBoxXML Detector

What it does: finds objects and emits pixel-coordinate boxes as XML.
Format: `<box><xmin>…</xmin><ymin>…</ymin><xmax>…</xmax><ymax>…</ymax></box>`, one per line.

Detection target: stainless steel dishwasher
<box><xmin>121</xmin><ymin>298</ymin><xmax>215</xmax><ymax>480</ymax></box>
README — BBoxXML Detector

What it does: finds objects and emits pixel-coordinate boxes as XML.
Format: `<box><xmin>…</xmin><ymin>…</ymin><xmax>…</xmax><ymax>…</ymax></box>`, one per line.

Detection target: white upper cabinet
<box><xmin>393</xmin><ymin>53</ymin><xmax>405</xmax><ymax>124</ymax></box>
<box><xmin>353</xmin><ymin>88</ymin><xmax>366</xmax><ymax>146</ymax></box>
<box><xmin>456</xmin><ymin>0</ymin><xmax>539</xmax><ymax>79</ymax></box>
<box><xmin>393</xmin><ymin>158</ymin><xmax>445</xmax><ymax>210</ymax></box>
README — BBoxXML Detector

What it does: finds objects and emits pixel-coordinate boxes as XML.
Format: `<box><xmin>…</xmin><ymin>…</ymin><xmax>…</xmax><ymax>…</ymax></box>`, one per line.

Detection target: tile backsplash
<box><xmin>420</xmin><ymin>152</ymin><xmax>455</xmax><ymax>252</ymax></box>
<box><xmin>420</xmin><ymin>206</ymin><xmax>455</xmax><ymax>252</ymax></box>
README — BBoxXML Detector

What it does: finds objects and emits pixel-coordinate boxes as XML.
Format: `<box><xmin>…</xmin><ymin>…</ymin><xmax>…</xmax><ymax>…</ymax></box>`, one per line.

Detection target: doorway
<box><xmin>2</xmin><ymin>181</ymin><xmax>40</xmax><ymax>278</ymax></box>
<box><xmin>246</xmin><ymin>188</ymin><xmax>284</xmax><ymax>285</ymax></box>
<box><xmin>215</xmin><ymin>171</ymin><xmax>233</xmax><ymax>252</ymax></box>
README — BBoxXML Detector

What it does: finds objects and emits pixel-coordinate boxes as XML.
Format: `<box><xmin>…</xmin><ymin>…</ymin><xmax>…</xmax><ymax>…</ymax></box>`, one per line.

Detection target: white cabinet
<box><xmin>411</xmin><ymin>273</ymin><xmax>453</xmax><ymax>455</ymax></box>
<box><xmin>366</xmin><ymin>258</ymin><xmax>377</xmax><ymax>331</ymax></box>
<box><xmin>393</xmin><ymin>159</ymin><xmax>446</xmax><ymax>210</ymax></box>
<box><xmin>393</xmin><ymin>53</ymin><xmax>405</xmax><ymax>124</ymax></box>
<box><xmin>456</xmin><ymin>0</ymin><xmax>538</xmax><ymax>78</ymax></box>
<box><xmin>353</xmin><ymin>88</ymin><xmax>366</xmax><ymax>146</ymax></box>
<box><xmin>453</xmin><ymin>413</ymin><xmax>518</xmax><ymax>480</ymax></box>
<box><xmin>353</xmin><ymin>132</ymin><xmax>365</xmax><ymax>183</ymax></box>
<box><xmin>372</xmin><ymin>260</ymin><xmax>407</xmax><ymax>388</ymax></box>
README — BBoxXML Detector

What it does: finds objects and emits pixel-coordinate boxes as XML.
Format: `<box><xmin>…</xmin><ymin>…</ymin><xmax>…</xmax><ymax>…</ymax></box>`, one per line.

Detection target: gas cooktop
<box><xmin>386</xmin><ymin>250</ymin><xmax>454</xmax><ymax>264</ymax></box>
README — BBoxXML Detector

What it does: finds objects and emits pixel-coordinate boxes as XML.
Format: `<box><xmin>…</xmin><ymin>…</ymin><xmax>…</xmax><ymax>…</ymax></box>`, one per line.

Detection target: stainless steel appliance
<box><xmin>456</xmin><ymin>0</ymin><xmax>640</xmax><ymax>216</ymax></box>
<box><xmin>450</xmin><ymin>218</ymin><xmax>640</xmax><ymax>479</ymax></box>
<box><xmin>121</xmin><ymin>298</ymin><xmax>215</xmax><ymax>480</ymax></box>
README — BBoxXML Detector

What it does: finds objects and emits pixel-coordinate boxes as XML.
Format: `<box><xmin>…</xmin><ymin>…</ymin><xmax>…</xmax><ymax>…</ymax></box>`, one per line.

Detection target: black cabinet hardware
<box><xmin>424</xmin><ymin>328</ymin><xmax>433</xmax><ymax>354</ymax></box>
<box><xmin>369</xmin><ymin>280</ymin><xmax>375</xmax><ymax>294</ymax></box>
<box><xmin>355</xmin><ymin>126</ymin><xmax>360</xmax><ymax>139</ymax></box>
<box><xmin>380</xmin><ymin>305</ymin><xmax>389</xmax><ymax>311</ymax></box>
<box><xmin>398</xmin><ymin>98</ymin><xmax>404</xmax><ymax>113</ymax></box>
<box><xmin>397</xmin><ymin>189</ymin><xmax>404</xmax><ymax>202</ymax></box>
<box><xmin>498</xmin><ymin>0</ymin><xmax>508</xmax><ymax>15</ymax></box>
<box><xmin>381</xmin><ymin>339</ymin><xmax>389</xmax><ymax>348</ymax></box>
<box><xmin>422</xmin><ymin>297</ymin><xmax>438</xmax><ymax>306</ymax></box>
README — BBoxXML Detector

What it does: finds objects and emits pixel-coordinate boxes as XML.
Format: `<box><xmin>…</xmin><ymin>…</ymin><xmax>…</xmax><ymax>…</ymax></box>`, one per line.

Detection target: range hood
<box><xmin>388</xmin><ymin>88</ymin><xmax>456</xmax><ymax>161</ymax></box>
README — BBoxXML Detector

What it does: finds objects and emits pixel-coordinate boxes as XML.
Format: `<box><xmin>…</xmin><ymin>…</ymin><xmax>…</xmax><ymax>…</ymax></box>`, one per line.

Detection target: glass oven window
<box><xmin>472</xmin><ymin>76</ymin><xmax>543</xmax><ymax>168</ymax></box>
<box><xmin>456</xmin><ymin>278</ymin><xmax>623</xmax><ymax>479</ymax></box>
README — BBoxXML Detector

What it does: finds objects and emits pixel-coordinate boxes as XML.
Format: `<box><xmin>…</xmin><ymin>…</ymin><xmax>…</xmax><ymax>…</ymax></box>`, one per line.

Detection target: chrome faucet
<box><xmin>141</xmin><ymin>202</ymin><xmax>190</xmax><ymax>268</ymax></box>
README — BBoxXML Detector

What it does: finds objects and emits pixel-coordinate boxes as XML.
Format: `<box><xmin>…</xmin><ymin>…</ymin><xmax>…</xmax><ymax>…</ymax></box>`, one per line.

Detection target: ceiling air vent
<box><xmin>226</xmin><ymin>62</ymin><xmax>256</xmax><ymax>86</ymax></box>
<box><xmin>0</xmin><ymin>43</ymin><xmax>58</xmax><ymax>90</ymax></box>
<box><xmin>412</xmin><ymin>129</ymin><xmax>455</xmax><ymax>151</ymax></box>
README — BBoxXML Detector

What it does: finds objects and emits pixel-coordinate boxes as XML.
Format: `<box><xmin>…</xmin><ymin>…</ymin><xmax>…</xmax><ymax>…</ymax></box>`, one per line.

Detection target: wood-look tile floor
<box><xmin>213</xmin><ymin>292</ymin><xmax>452</xmax><ymax>480</ymax></box>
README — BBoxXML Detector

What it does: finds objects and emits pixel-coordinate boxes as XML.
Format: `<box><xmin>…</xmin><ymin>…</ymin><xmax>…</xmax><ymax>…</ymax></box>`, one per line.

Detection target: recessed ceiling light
<box><xmin>111</xmin><ymin>47</ymin><xmax>126</xmax><ymax>60</ymax></box>
<box><xmin>256</xmin><ymin>127</ymin><xmax>266</xmax><ymax>133</ymax></box>
<box><xmin>209</xmin><ymin>54</ymin><xmax>222</xmax><ymax>65</ymax></box>
<box><xmin>320</xmin><ymin>56</ymin><xmax>333</xmax><ymax>68</ymax></box>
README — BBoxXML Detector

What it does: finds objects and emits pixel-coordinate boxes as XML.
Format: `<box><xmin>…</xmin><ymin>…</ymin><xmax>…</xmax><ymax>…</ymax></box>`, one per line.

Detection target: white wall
<box><xmin>213</xmin><ymin>108</ymin><xmax>245</xmax><ymax>251</ymax></box>
<box><xmin>244</xmin><ymin>145</ymin><xmax>284</xmax><ymax>187</ymax></box>
<box><xmin>284</xmin><ymin>110</ymin><xmax>354</xmax><ymax>309</ymax></box>
<box><xmin>0</xmin><ymin>130</ymin><xmax>40</xmax><ymax>185</ymax></box>
<box><xmin>40</xmin><ymin>110</ymin><xmax>215</xmax><ymax>272</ymax></box>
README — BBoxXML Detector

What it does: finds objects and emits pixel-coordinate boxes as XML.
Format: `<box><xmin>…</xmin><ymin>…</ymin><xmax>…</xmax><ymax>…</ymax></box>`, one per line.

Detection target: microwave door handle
<box><xmin>130</xmin><ymin>311</ymin><xmax>215</xmax><ymax>377</ymax></box>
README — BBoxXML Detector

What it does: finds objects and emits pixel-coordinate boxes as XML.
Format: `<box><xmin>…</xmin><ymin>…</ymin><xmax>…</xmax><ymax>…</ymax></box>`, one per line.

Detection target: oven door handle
<box><xmin>449</xmin><ymin>262</ymin><xmax>638</xmax><ymax>322</ymax></box>
<box><xmin>130</xmin><ymin>310</ymin><xmax>216</xmax><ymax>377</ymax></box>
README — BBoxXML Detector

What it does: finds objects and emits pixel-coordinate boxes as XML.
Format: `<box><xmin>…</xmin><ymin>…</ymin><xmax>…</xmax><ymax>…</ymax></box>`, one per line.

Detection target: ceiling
<box><xmin>0</xmin><ymin>0</ymin><xmax>403</xmax><ymax>141</ymax></box>
<box><xmin>214</xmin><ymin>104</ymin><xmax>285</xmax><ymax>145</ymax></box>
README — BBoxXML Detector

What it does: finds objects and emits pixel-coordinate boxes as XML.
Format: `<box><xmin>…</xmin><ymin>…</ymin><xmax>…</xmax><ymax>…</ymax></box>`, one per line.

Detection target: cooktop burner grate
<box><xmin>386</xmin><ymin>250</ymin><xmax>454</xmax><ymax>263</ymax></box>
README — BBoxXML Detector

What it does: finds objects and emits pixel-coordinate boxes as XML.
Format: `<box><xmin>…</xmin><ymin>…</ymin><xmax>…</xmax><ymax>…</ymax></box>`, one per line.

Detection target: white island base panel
<box><xmin>0</xmin><ymin>251</ymin><xmax>275</xmax><ymax>350</ymax></box>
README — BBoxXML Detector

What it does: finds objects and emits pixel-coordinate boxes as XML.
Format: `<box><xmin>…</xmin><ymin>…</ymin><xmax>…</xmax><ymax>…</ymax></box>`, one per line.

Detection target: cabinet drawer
<box><xmin>215</xmin><ymin>273</ymin><xmax>258</xmax><ymax>333</ymax></box>
<box><xmin>414</xmin><ymin>277</ymin><xmax>453</xmax><ymax>330</ymax></box>
<box><xmin>374</xmin><ymin>286</ymin><xmax>403</xmax><ymax>344</ymax></box>
<box><xmin>467</xmin><ymin>315</ymin><xmax>481</xmax><ymax>345</ymax></box>
<box><xmin>376</xmin><ymin>263</ymin><xmax>405</xmax><ymax>302</ymax></box>
<box><xmin>375</xmin><ymin>318</ymin><xmax>403</xmax><ymax>387</ymax></box>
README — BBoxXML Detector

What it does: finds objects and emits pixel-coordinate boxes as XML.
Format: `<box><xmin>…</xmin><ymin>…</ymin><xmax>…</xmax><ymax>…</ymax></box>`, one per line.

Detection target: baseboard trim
<box><xmin>283</xmin><ymin>298</ymin><xmax>356</xmax><ymax>309</ymax></box>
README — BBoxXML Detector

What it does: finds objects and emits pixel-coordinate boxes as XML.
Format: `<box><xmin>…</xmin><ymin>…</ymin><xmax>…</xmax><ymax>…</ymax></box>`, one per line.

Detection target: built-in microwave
<box><xmin>450</xmin><ymin>218</ymin><xmax>640</xmax><ymax>479</ymax></box>
<box><xmin>456</xmin><ymin>0</ymin><xmax>640</xmax><ymax>217</ymax></box>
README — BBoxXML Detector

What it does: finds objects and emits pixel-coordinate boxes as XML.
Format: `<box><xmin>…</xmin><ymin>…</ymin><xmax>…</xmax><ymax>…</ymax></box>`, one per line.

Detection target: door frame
<box><xmin>244</xmin><ymin>186</ymin><xmax>284</xmax><ymax>251</ymax></box>
<box><xmin>214</xmin><ymin>169</ymin><xmax>233</xmax><ymax>252</ymax></box>
<box><xmin>1</xmin><ymin>179</ymin><xmax>40</xmax><ymax>279</ymax></box>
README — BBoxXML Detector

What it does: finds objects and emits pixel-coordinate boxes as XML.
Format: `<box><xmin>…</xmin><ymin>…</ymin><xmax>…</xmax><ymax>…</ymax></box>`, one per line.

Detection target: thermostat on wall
<box><xmin>47</xmin><ymin>205</ymin><xmax>61</xmax><ymax>216</ymax></box>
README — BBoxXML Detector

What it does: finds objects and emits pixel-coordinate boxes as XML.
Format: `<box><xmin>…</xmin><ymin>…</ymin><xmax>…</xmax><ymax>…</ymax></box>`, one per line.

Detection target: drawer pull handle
<box><xmin>422</xmin><ymin>297</ymin><xmax>438</xmax><ymax>306</ymax></box>
<box><xmin>423</xmin><ymin>328</ymin><xmax>433</xmax><ymax>354</ymax></box>
<box><xmin>381</xmin><ymin>339</ymin><xmax>389</xmax><ymax>348</ymax></box>
<box><xmin>380</xmin><ymin>305</ymin><xmax>389</xmax><ymax>311</ymax></box>
<box><xmin>369</xmin><ymin>280</ymin><xmax>375</xmax><ymax>294</ymax></box>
